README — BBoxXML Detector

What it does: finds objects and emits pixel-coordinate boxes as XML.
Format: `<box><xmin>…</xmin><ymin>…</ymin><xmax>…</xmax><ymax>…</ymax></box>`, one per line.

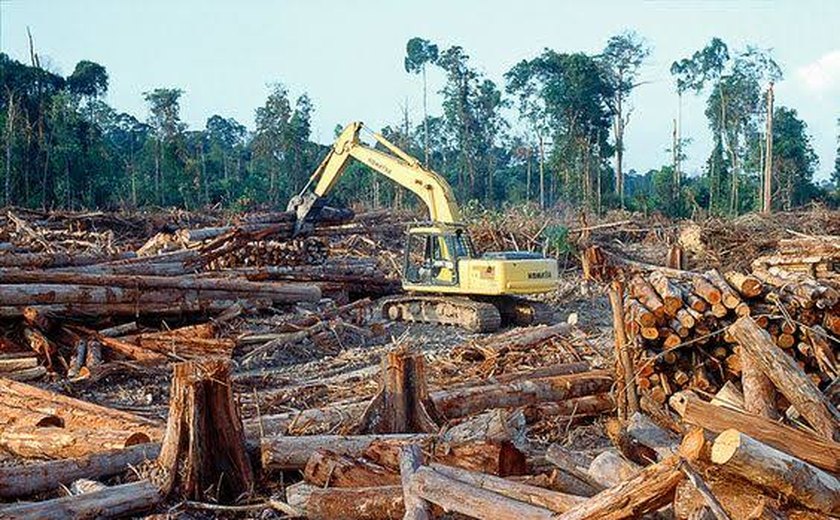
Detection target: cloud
<box><xmin>797</xmin><ymin>50</ymin><xmax>840</xmax><ymax>93</ymax></box>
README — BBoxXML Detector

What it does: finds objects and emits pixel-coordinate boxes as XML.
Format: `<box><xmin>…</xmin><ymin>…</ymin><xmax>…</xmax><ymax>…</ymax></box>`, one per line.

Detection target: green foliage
<box><xmin>404</xmin><ymin>38</ymin><xmax>438</xmax><ymax>74</ymax></box>
<box><xmin>0</xmin><ymin>38</ymin><xmax>828</xmax><ymax>216</ymax></box>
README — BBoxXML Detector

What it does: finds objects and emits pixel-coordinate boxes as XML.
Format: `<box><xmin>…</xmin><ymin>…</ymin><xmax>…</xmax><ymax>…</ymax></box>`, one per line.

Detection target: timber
<box><xmin>711</xmin><ymin>429</ymin><xmax>840</xmax><ymax>515</ymax></box>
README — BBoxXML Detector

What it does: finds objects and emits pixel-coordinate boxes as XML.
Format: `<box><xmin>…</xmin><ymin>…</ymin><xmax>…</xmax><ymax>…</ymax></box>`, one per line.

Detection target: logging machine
<box><xmin>288</xmin><ymin>122</ymin><xmax>558</xmax><ymax>332</ymax></box>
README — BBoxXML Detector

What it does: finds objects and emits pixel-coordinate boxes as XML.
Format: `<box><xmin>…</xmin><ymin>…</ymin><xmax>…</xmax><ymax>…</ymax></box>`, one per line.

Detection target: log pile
<box><xmin>623</xmin><ymin>265</ymin><xmax>839</xmax><ymax>408</ymax></box>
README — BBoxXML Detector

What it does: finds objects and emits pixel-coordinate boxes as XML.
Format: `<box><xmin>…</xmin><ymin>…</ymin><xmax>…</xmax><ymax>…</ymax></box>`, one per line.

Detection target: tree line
<box><xmin>1</xmin><ymin>32</ymin><xmax>838</xmax><ymax>216</ymax></box>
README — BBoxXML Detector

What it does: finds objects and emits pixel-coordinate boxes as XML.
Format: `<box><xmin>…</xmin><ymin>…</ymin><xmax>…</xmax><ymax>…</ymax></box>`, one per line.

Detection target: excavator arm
<box><xmin>288</xmin><ymin>122</ymin><xmax>461</xmax><ymax>232</ymax></box>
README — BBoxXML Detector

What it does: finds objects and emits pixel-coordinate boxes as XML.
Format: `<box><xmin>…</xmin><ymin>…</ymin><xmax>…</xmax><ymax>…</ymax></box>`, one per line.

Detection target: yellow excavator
<box><xmin>288</xmin><ymin>122</ymin><xmax>559</xmax><ymax>332</ymax></box>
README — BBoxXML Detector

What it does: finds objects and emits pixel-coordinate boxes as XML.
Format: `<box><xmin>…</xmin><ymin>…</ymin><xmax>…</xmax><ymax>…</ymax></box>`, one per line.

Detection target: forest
<box><xmin>1</xmin><ymin>32</ymin><xmax>839</xmax><ymax>216</ymax></box>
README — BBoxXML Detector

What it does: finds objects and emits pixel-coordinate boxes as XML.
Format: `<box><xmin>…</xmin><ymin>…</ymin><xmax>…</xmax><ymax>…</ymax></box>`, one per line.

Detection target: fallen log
<box><xmin>729</xmin><ymin>316</ymin><xmax>840</xmax><ymax>441</ymax></box>
<box><xmin>0</xmin><ymin>480</ymin><xmax>161</xmax><ymax>520</ymax></box>
<box><xmin>0</xmin><ymin>298</ymin><xmax>273</xmax><ymax>318</ymax></box>
<box><xmin>0</xmin><ymin>377</ymin><xmax>162</xmax><ymax>435</ymax></box>
<box><xmin>433</xmin><ymin>371</ymin><xmax>613</xmax><ymax>419</ymax></box>
<box><xmin>0</xmin><ymin>443</ymin><xmax>160</xmax><ymax>499</ymax></box>
<box><xmin>554</xmin><ymin>456</ymin><xmax>684</xmax><ymax>520</ymax></box>
<box><xmin>409</xmin><ymin>466</ymin><xmax>557</xmax><ymax>520</ymax></box>
<box><xmin>304</xmin><ymin>450</ymin><xmax>400</xmax><ymax>488</ymax></box>
<box><xmin>400</xmin><ymin>445</ymin><xmax>431</xmax><ymax>520</ymax></box>
<box><xmin>669</xmin><ymin>390</ymin><xmax>840</xmax><ymax>473</ymax></box>
<box><xmin>431</xmin><ymin>463</ymin><xmax>585</xmax><ymax>513</ymax></box>
<box><xmin>286</xmin><ymin>482</ymin><xmax>403</xmax><ymax>520</ymax></box>
<box><xmin>711</xmin><ymin>429</ymin><xmax>840</xmax><ymax>516</ymax></box>
<box><xmin>261</xmin><ymin>434</ymin><xmax>432</xmax><ymax>471</ymax></box>
<box><xmin>0</xmin><ymin>425</ymin><xmax>152</xmax><ymax>459</ymax></box>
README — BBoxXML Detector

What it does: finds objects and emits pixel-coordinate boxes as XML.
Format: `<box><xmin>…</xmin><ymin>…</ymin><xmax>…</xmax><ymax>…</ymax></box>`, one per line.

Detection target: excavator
<box><xmin>287</xmin><ymin>122</ymin><xmax>559</xmax><ymax>332</ymax></box>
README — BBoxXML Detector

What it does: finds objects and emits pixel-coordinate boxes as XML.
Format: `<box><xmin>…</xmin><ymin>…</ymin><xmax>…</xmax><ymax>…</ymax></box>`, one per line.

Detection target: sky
<box><xmin>2</xmin><ymin>0</ymin><xmax>839</xmax><ymax>181</ymax></box>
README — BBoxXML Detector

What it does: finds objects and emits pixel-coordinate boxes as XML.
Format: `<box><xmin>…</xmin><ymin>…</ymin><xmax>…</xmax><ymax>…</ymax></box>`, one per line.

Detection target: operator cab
<box><xmin>404</xmin><ymin>226</ymin><xmax>474</xmax><ymax>287</ymax></box>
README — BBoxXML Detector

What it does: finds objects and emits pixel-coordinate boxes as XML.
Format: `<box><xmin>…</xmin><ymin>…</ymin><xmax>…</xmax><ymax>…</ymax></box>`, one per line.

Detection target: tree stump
<box><xmin>155</xmin><ymin>359</ymin><xmax>254</xmax><ymax>502</ymax></box>
<box><xmin>348</xmin><ymin>346</ymin><xmax>441</xmax><ymax>434</ymax></box>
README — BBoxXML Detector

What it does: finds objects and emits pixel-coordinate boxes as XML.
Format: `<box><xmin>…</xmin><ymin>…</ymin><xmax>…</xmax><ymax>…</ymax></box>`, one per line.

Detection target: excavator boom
<box><xmin>289</xmin><ymin>122</ymin><xmax>460</xmax><ymax>230</ymax></box>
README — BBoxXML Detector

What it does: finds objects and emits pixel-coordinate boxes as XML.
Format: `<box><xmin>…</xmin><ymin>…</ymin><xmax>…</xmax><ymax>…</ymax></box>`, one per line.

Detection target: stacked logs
<box><xmin>624</xmin><ymin>266</ymin><xmax>839</xmax><ymax>407</ymax></box>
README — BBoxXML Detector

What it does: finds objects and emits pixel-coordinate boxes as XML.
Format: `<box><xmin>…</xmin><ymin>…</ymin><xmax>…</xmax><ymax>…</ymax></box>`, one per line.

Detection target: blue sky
<box><xmin>2</xmin><ymin>0</ymin><xmax>839</xmax><ymax>180</ymax></box>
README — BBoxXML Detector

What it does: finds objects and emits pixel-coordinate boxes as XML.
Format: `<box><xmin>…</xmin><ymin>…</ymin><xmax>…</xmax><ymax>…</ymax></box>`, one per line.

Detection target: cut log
<box><xmin>705</xmin><ymin>270</ymin><xmax>742</xmax><ymax>309</ymax></box>
<box><xmin>649</xmin><ymin>271</ymin><xmax>684</xmax><ymax>315</ymax></box>
<box><xmin>729</xmin><ymin>316</ymin><xmax>840</xmax><ymax>441</ymax></box>
<box><xmin>433</xmin><ymin>371</ymin><xmax>613</xmax><ymax>419</ymax></box>
<box><xmin>431</xmin><ymin>463</ymin><xmax>585</xmax><ymax>513</ymax></box>
<box><xmin>304</xmin><ymin>450</ymin><xmax>400</xmax><ymax>487</ymax></box>
<box><xmin>610</xmin><ymin>280</ymin><xmax>638</xmax><ymax>420</ymax></box>
<box><xmin>0</xmin><ymin>480</ymin><xmax>160</xmax><ymax>519</ymax></box>
<box><xmin>669</xmin><ymin>390</ymin><xmax>840</xmax><ymax>473</ymax></box>
<box><xmin>545</xmin><ymin>444</ymin><xmax>606</xmax><ymax>497</ymax></box>
<box><xmin>349</xmin><ymin>346</ymin><xmax>440</xmax><ymax>434</ymax></box>
<box><xmin>586</xmin><ymin>450</ymin><xmax>641</xmax><ymax>488</ymax></box>
<box><xmin>691</xmin><ymin>275</ymin><xmax>722</xmax><ymax>305</ymax></box>
<box><xmin>0</xmin><ymin>425</ymin><xmax>152</xmax><ymax>459</ymax></box>
<box><xmin>156</xmin><ymin>359</ymin><xmax>253</xmax><ymax>502</ymax></box>
<box><xmin>555</xmin><ymin>456</ymin><xmax>684</xmax><ymax>520</ymax></box>
<box><xmin>400</xmin><ymin>445</ymin><xmax>431</xmax><ymax>520</ymax></box>
<box><xmin>0</xmin><ymin>377</ymin><xmax>161</xmax><ymax>436</ymax></box>
<box><xmin>409</xmin><ymin>466</ymin><xmax>557</xmax><ymax>520</ymax></box>
<box><xmin>365</xmin><ymin>438</ymin><xmax>527</xmax><ymax>477</ymax></box>
<box><xmin>261</xmin><ymin>434</ymin><xmax>431</xmax><ymax>471</ymax></box>
<box><xmin>741</xmin><ymin>352</ymin><xmax>779</xmax><ymax>420</ymax></box>
<box><xmin>628</xmin><ymin>276</ymin><xmax>666</xmax><ymax>318</ymax></box>
<box><xmin>443</xmin><ymin>408</ymin><xmax>526</xmax><ymax>446</ymax></box>
<box><xmin>494</xmin><ymin>361</ymin><xmax>591</xmax><ymax>384</ymax></box>
<box><xmin>711</xmin><ymin>429</ymin><xmax>840</xmax><ymax>515</ymax></box>
<box><xmin>724</xmin><ymin>271</ymin><xmax>763</xmax><ymax>298</ymax></box>
<box><xmin>626</xmin><ymin>411</ymin><xmax>679</xmax><ymax>460</ymax></box>
<box><xmin>286</xmin><ymin>482</ymin><xmax>403</xmax><ymax>520</ymax></box>
<box><xmin>0</xmin><ymin>443</ymin><xmax>160</xmax><ymax>498</ymax></box>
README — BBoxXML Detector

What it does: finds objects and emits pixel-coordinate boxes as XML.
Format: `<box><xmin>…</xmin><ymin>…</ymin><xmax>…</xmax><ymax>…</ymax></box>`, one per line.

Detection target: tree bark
<box><xmin>729</xmin><ymin>316</ymin><xmax>840</xmax><ymax>440</ymax></box>
<box><xmin>711</xmin><ymin>429</ymin><xmax>840</xmax><ymax>515</ymax></box>
<box><xmin>669</xmin><ymin>390</ymin><xmax>840</xmax><ymax>473</ymax></box>
<box><xmin>401</xmin><ymin>444</ymin><xmax>431</xmax><ymax>520</ymax></box>
<box><xmin>286</xmin><ymin>482</ymin><xmax>404</xmax><ymax>520</ymax></box>
<box><xmin>0</xmin><ymin>480</ymin><xmax>161</xmax><ymax>519</ymax></box>
<box><xmin>740</xmin><ymin>352</ymin><xmax>779</xmax><ymax>420</ymax></box>
<box><xmin>349</xmin><ymin>346</ymin><xmax>440</xmax><ymax>434</ymax></box>
<box><xmin>303</xmin><ymin>449</ymin><xmax>400</xmax><ymax>488</ymax></box>
<box><xmin>156</xmin><ymin>359</ymin><xmax>254</xmax><ymax>502</ymax></box>
<box><xmin>0</xmin><ymin>443</ymin><xmax>160</xmax><ymax>499</ymax></box>
<box><xmin>433</xmin><ymin>371</ymin><xmax>613</xmax><ymax>419</ymax></box>
<box><xmin>409</xmin><ymin>466</ymin><xmax>557</xmax><ymax>520</ymax></box>
<box><xmin>555</xmin><ymin>456</ymin><xmax>684</xmax><ymax>520</ymax></box>
<box><xmin>431</xmin><ymin>463</ymin><xmax>585</xmax><ymax>513</ymax></box>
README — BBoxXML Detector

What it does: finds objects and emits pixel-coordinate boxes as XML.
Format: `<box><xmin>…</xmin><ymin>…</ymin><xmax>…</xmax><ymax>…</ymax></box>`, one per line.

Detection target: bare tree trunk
<box><xmin>762</xmin><ymin>83</ymin><xmax>774</xmax><ymax>214</ymax></box>
<box><xmin>4</xmin><ymin>93</ymin><xmax>14</xmax><ymax>206</ymax></box>
<box><xmin>613</xmin><ymin>93</ymin><xmax>624</xmax><ymax>207</ymax></box>
<box><xmin>539</xmin><ymin>134</ymin><xmax>545</xmax><ymax>209</ymax></box>
<box><xmin>526</xmin><ymin>144</ymin><xmax>532</xmax><ymax>202</ymax></box>
<box><xmin>423</xmin><ymin>64</ymin><xmax>429</xmax><ymax>168</ymax></box>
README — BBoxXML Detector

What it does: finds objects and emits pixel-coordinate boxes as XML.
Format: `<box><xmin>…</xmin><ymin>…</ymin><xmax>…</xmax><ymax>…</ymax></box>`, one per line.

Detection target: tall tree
<box><xmin>672</xmin><ymin>40</ymin><xmax>781</xmax><ymax>214</ymax></box>
<box><xmin>506</xmin><ymin>50</ymin><xmax>613</xmax><ymax>210</ymax></box>
<box><xmin>599</xmin><ymin>31</ymin><xmax>650</xmax><ymax>207</ymax></box>
<box><xmin>436</xmin><ymin>46</ymin><xmax>505</xmax><ymax>203</ymax></box>
<box><xmin>769</xmin><ymin>106</ymin><xmax>818</xmax><ymax>209</ymax></box>
<box><xmin>252</xmin><ymin>84</ymin><xmax>315</xmax><ymax>205</ymax></box>
<box><xmin>404</xmin><ymin>37</ymin><xmax>438</xmax><ymax>168</ymax></box>
<box><xmin>143</xmin><ymin>88</ymin><xmax>186</xmax><ymax>205</ymax></box>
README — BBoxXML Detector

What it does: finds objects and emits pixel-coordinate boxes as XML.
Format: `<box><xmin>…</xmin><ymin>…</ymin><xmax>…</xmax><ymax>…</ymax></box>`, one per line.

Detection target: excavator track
<box><xmin>381</xmin><ymin>296</ymin><xmax>502</xmax><ymax>333</ymax></box>
<box><xmin>490</xmin><ymin>296</ymin><xmax>554</xmax><ymax>327</ymax></box>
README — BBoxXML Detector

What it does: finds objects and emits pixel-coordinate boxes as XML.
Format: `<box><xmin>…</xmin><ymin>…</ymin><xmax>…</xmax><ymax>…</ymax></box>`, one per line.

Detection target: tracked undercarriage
<box><xmin>380</xmin><ymin>295</ymin><xmax>552</xmax><ymax>332</ymax></box>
